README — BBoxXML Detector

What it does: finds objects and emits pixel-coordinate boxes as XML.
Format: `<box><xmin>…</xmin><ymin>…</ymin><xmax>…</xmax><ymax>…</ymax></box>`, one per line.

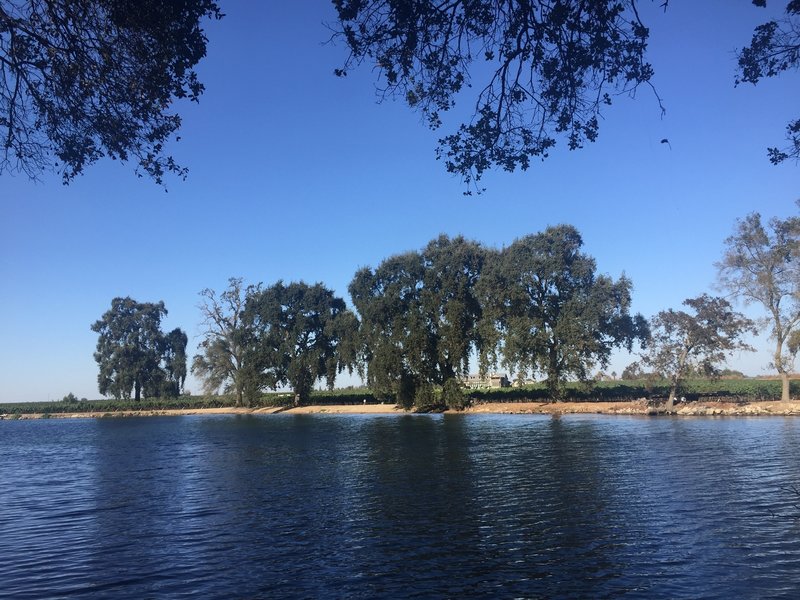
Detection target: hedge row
<box><xmin>1</xmin><ymin>379</ymin><xmax>795</xmax><ymax>415</ymax></box>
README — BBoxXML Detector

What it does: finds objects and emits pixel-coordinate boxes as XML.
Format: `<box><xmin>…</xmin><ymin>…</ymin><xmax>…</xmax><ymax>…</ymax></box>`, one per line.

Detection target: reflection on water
<box><xmin>2</xmin><ymin>414</ymin><xmax>800</xmax><ymax>598</ymax></box>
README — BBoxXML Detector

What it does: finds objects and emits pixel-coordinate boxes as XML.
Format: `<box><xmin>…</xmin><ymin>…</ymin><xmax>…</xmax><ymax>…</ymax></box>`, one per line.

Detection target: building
<box><xmin>462</xmin><ymin>373</ymin><xmax>511</xmax><ymax>389</ymax></box>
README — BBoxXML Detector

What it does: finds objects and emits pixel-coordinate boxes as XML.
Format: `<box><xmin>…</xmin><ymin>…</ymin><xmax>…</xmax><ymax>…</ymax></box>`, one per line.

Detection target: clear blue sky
<box><xmin>1</xmin><ymin>0</ymin><xmax>797</xmax><ymax>402</ymax></box>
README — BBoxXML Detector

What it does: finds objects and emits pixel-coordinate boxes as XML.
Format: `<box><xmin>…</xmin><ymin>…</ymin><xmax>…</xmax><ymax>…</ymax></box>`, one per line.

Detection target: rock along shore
<box><xmin>5</xmin><ymin>400</ymin><xmax>800</xmax><ymax>420</ymax></box>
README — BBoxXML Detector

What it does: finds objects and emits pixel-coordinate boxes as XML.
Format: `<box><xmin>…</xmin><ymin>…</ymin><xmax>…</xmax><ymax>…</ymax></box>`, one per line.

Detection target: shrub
<box><xmin>442</xmin><ymin>379</ymin><xmax>469</xmax><ymax>410</ymax></box>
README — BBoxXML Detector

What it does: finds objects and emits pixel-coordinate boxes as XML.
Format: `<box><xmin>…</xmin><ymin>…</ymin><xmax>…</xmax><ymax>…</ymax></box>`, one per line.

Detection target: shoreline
<box><xmin>5</xmin><ymin>399</ymin><xmax>800</xmax><ymax>419</ymax></box>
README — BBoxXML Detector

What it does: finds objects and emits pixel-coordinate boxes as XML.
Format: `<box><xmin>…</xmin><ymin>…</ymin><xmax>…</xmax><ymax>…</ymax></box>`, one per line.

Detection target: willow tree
<box><xmin>350</xmin><ymin>235</ymin><xmax>486</xmax><ymax>408</ymax></box>
<box><xmin>717</xmin><ymin>210</ymin><xmax>800</xmax><ymax>401</ymax></box>
<box><xmin>478</xmin><ymin>225</ymin><xmax>648</xmax><ymax>398</ymax></box>
<box><xmin>243</xmin><ymin>281</ymin><xmax>358</xmax><ymax>406</ymax></box>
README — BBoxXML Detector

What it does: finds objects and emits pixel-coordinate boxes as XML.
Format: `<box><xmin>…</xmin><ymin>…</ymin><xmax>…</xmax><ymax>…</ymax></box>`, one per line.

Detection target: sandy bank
<box><xmin>6</xmin><ymin>400</ymin><xmax>800</xmax><ymax>420</ymax></box>
<box><xmin>5</xmin><ymin>406</ymin><xmax>285</xmax><ymax>420</ymax></box>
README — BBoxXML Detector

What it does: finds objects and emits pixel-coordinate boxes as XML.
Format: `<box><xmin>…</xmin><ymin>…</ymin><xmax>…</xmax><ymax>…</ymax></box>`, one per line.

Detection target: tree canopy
<box><xmin>334</xmin><ymin>0</ymin><xmax>655</xmax><ymax>189</ymax></box>
<box><xmin>478</xmin><ymin>224</ymin><xmax>648</xmax><ymax>397</ymax></box>
<box><xmin>639</xmin><ymin>294</ymin><xmax>755</xmax><ymax>409</ymax></box>
<box><xmin>91</xmin><ymin>297</ymin><xmax>188</xmax><ymax>400</ymax></box>
<box><xmin>334</xmin><ymin>0</ymin><xmax>798</xmax><ymax>188</ymax></box>
<box><xmin>0</xmin><ymin>0</ymin><xmax>221</xmax><ymax>183</ymax></box>
<box><xmin>3</xmin><ymin>1</ymin><xmax>796</xmax><ymax>187</ymax></box>
<box><xmin>737</xmin><ymin>0</ymin><xmax>800</xmax><ymax>164</ymax></box>
<box><xmin>350</xmin><ymin>234</ymin><xmax>486</xmax><ymax>408</ymax></box>
<box><xmin>717</xmin><ymin>208</ymin><xmax>800</xmax><ymax>401</ymax></box>
<box><xmin>243</xmin><ymin>281</ymin><xmax>358</xmax><ymax>405</ymax></box>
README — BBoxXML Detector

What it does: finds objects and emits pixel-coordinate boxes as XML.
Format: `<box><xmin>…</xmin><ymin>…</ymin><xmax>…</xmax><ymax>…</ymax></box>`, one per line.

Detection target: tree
<box><xmin>334</xmin><ymin>1</ymin><xmax>798</xmax><ymax>188</ymax></box>
<box><xmin>717</xmin><ymin>210</ymin><xmax>800</xmax><ymax>401</ymax></box>
<box><xmin>737</xmin><ymin>0</ymin><xmax>800</xmax><ymax>164</ymax></box>
<box><xmin>349</xmin><ymin>234</ymin><xmax>486</xmax><ymax>408</ymax></box>
<box><xmin>192</xmin><ymin>278</ymin><xmax>260</xmax><ymax>407</ymax></box>
<box><xmin>161</xmin><ymin>327</ymin><xmax>189</xmax><ymax>397</ymax></box>
<box><xmin>640</xmin><ymin>295</ymin><xmax>755</xmax><ymax>410</ymax></box>
<box><xmin>478</xmin><ymin>224</ymin><xmax>648</xmax><ymax>398</ymax></box>
<box><xmin>0</xmin><ymin>0</ymin><xmax>221</xmax><ymax>183</ymax></box>
<box><xmin>91</xmin><ymin>297</ymin><xmax>187</xmax><ymax>400</ymax></box>
<box><xmin>243</xmin><ymin>281</ymin><xmax>358</xmax><ymax>405</ymax></box>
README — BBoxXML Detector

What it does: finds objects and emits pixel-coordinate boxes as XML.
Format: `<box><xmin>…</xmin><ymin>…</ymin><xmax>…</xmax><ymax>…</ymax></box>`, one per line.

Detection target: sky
<box><xmin>1</xmin><ymin>0</ymin><xmax>797</xmax><ymax>402</ymax></box>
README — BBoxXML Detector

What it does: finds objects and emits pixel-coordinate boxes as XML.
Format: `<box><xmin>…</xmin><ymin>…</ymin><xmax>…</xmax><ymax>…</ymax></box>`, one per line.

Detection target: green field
<box><xmin>1</xmin><ymin>379</ymin><xmax>795</xmax><ymax>416</ymax></box>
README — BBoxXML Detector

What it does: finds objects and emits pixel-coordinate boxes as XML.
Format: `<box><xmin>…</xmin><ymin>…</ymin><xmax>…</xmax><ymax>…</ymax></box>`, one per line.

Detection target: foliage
<box><xmin>621</xmin><ymin>362</ymin><xmax>659</xmax><ymax>381</ymax></box>
<box><xmin>737</xmin><ymin>0</ymin><xmax>800</xmax><ymax>163</ymax></box>
<box><xmin>91</xmin><ymin>297</ymin><xmax>188</xmax><ymax>400</ymax></box>
<box><xmin>717</xmin><ymin>208</ymin><xmax>800</xmax><ymax>400</ymax></box>
<box><xmin>0</xmin><ymin>0</ymin><xmax>222</xmax><ymax>183</ymax></box>
<box><xmin>639</xmin><ymin>295</ymin><xmax>756</xmax><ymax>406</ymax></box>
<box><xmin>61</xmin><ymin>392</ymin><xmax>79</xmax><ymax>403</ymax></box>
<box><xmin>333</xmin><ymin>0</ymin><xmax>655</xmax><ymax>190</ymax></box>
<box><xmin>243</xmin><ymin>281</ymin><xmax>358</xmax><ymax>405</ymax></box>
<box><xmin>350</xmin><ymin>234</ymin><xmax>486</xmax><ymax>403</ymax></box>
<box><xmin>478</xmin><ymin>224</ymin><xmax>648</xmax><ymax>398</ymax></box>
<box><xmin>465</xmin><ymin>378</ymin><xmax>793</xmax><ymax>403</ymax></box>
<box><xmin>192</xmin><ymin>277</ymin><xmax>261</xmax><ymax>407</ymax></box>
<box><xmin>442</xmin><ymin>378</ymin><xmax>469</xmax><ymax>411</ymax></box>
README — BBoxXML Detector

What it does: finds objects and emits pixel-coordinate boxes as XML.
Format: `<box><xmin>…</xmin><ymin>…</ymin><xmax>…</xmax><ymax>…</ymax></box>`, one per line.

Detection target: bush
<box><xmin>442</xmin><ymin>379</ymin><xmax>469</xmax><ymax>410</ymax></box>
<box><xmin>414</xmin><ymin>384</ymin><xmax>440</xmax><ymax>411</ymax></box>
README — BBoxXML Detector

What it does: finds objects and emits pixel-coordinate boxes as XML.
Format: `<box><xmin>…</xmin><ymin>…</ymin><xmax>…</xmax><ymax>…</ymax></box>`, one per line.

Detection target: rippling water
<box><xmin>2</xmin><ymin>414</ymin><xmax>800</xmax><ymax>598</ymax></box>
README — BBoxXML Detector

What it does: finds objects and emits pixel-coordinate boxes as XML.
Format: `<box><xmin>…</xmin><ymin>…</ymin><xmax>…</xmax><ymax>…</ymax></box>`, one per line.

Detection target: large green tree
<box><xmin>243</xmin><ymin>281</ymin><xmax>358</xmax><ymax>405</ymax></box>
<box><xmin>478</xmin><ymin>224</ymin><xmax>647</xmax><ymax>398</ymax></box>
<box><xmin>349</xmin><ymin>234</ymin><xmax>486</xmax><ymax>408</ymax></box>
<box><xmin>191</xmin><ymin>277</ymin><xmax>261</xmax><ymax>407</ymax></box>
<box><xmin>334</xmin><ymin>0</ymin><xmax>798</xmax><ymax>187</ymax></box>
<box><xmin>0</xmin><ymin>0</ymin><xmax>221</xmax><ymax>183</ymax></box>
<box><xmin>91</xmin><ymin>297</ymin><xmax>188</xmax><ymax>400</ymax></box>
<box><xmin>717</xmin><ymin>210</ymin><xmax>800</xmax><ymax>401</ymax></box>
<box><xmin>639</xmin><ymin>294</ymin><xmax>755</xmax><ymax>410</ymax></box>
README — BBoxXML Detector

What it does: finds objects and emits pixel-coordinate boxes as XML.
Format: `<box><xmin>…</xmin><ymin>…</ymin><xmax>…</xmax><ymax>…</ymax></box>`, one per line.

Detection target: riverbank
<box><xmin>5</xmin><ymin>399</ymin><xmax>800</xmax><ymax>419</ymax></box>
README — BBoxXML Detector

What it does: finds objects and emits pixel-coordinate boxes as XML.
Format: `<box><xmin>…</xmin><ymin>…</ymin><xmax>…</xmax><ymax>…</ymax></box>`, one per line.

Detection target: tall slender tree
<box><xmin>717</xmin><ymin>209</ymin><xmax>800</xmax><ymax>401</ymax></box>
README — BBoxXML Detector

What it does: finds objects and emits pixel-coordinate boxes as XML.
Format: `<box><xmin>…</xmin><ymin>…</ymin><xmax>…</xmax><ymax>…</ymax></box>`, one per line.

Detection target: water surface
<box><xmin>2</xmin><ymin>414</ymin><xmax>800</xmax><ymax>598</ymax></box>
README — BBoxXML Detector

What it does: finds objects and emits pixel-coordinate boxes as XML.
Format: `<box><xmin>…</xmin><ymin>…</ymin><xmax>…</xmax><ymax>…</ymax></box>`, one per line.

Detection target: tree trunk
<box><xmin>775</xmin><ymin>336</ymin><xmax>791</xmax><ymax>401</ymax></box>
<box><xmin>134</xmin><ymin>380</ymin><xmax>141</xmax><ymax>401</ymax></box>
<box><xmin>667</xmin><ymin>346</ymin><xmax>688</xmax><ymax>413</ymax></box>
<box><xmin>666</xmin><ymin>387</ymin><xmax>676</xmax><ymax>412</ymax></box>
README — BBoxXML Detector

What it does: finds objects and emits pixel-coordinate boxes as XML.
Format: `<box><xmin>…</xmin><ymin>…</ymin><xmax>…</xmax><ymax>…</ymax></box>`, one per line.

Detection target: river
<box><xmin>2</xmin><ymin>414</ymin><xmax>800</xmax><ymax>598</ymax></box>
